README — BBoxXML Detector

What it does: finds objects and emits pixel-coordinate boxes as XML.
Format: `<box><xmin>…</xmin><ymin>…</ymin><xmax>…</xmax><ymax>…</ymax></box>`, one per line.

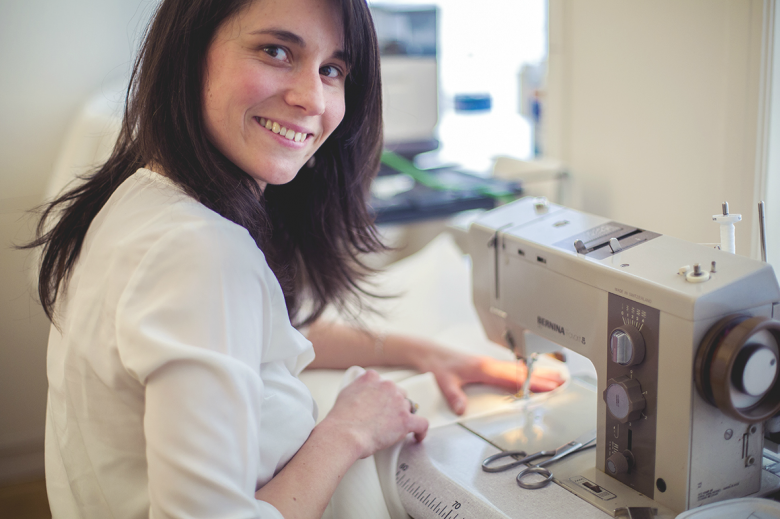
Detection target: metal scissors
<box><xmin>481</xmin><ymin>429</ymin><xmax>597</xmax><ymax>489</ymax></box>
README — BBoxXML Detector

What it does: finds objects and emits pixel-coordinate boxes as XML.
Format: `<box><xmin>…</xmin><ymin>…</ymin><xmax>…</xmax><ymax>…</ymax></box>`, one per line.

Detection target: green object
<box><xmin>380</xmin><ymin>150</ymin><xmax>517</xmax><ymax>203</ymax></box>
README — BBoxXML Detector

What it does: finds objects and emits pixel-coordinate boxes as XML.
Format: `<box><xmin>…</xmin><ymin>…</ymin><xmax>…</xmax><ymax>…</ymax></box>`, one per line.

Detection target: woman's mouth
<box><xmin>257</xmin><ymin>117</ymin><xmax>309</xmax><ymax>143</ymax></box>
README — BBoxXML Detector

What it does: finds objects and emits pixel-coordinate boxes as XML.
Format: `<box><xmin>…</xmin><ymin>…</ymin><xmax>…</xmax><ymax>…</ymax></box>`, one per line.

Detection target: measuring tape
<box><xmin>394</xmin><ymin>428</ymin><xmax>512</xmax><ymax>519</ymax></box>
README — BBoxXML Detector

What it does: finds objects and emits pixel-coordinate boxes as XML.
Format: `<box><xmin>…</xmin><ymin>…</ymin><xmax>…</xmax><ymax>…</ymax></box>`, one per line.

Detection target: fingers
<box><xmin>436</xmin><ymin>372</ymin><xmax>468</xmax><ymax>415</ymax></box>
<box><xmin>409</xmin><ymin>414</ymin><xmax>429</xmax><ymax>442</ymax></box>
<box><xmin>380</xmin><ymin>377</ymin><xmax>429</xmax><ymax>441</ymax></box>
<box><xmin>357</xmin><ymin>368</ymin><xmax>381</xmax><ymax>383</ymax></box>
<box><xmin>474</xmin><ymin>357</ymin><xmax>528</xmax><ymax>390</ymax></box>
<box><xmin>528</xmin><ymin>366</ymin><xmax>566</xmax><ymax>393</ymax></box>
<box><xmin>475</xmin><ymin>358</ymin><xmax>567</xmax><ymax>393</ymax></box>
<box><xmin>333</xmin><ymin>369</ymin><xmax>430</xmax><ymax>454</ymax></box>
<box><xmin>529</xmin><ymin>374</ymin><xmax>565</xmax><ymax>393</ymax></box>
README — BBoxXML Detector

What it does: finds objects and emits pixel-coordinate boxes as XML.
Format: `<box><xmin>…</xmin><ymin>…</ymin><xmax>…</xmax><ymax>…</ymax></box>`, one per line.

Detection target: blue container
<box><xmin>454</xmin><ymin>94</ymin><xmax>492</xmax><ymax>112</ymax></box>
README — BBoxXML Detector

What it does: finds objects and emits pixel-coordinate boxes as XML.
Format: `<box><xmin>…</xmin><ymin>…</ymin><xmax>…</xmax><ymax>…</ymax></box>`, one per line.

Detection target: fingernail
<box><xmin>455</xmin><ymin>399</ymin><xmax>465</xmax><ymax>414</ymax></box>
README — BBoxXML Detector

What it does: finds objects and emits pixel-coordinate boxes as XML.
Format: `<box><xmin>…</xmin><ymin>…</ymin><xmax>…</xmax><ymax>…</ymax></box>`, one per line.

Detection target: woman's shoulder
<box><xmin>81</xmin><ymin>168</ymin><xmax>273</xmax><ymax>297</ymax></box>
<box><xmin>122</xmin><ymin>168</ymin><xmax>238</xmax><ymax>225</ymax></box>
<box><xmin>103</xmin><ymin>168</ymin><xmax>262</xmax><ymax>256</ymax></box>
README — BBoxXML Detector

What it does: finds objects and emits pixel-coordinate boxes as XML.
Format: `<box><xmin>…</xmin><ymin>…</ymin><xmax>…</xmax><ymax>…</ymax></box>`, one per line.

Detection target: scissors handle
<box><xmin>516</xmin><ymin>466</ymin><xmax>554</xmax><ymax>489</ymax></box>
<box><xmin>481</xmin><ymin>450</ymin><xmax>528</xmax><ymax>473</ymax></box>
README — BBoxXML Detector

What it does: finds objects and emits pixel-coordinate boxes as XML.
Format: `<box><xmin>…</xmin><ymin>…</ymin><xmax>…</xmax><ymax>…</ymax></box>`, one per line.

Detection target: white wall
<box><xmin>766</xmin><ymin>1</ymin><xmax>780</xmax><ymax>271</ymax></box>
<box><xmin>546</xmin><ymin>0</ymin><xmax>772</xmax><ymax>258</ymax></box>
<box><xmin>0</xmin><ymin>0</ymin><xmax>155</xmax><ymax>483</ymax></box>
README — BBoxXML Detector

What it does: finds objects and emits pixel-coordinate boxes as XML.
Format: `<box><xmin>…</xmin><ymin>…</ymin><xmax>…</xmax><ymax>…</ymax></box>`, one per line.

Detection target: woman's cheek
<box><xmin>326</xmin><ymin>98</ymin><xmax>346</xmax><ymax>134</ymax></box>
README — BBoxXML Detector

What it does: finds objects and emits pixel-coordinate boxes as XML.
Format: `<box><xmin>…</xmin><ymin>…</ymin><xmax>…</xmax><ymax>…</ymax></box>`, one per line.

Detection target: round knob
<box><xmin>606</xmin><ymin>451</ymin><xmax>634</xmax><ymax>475</ymax></box>
<box><xmin>732</xmin><ymin>345</ymin><xmax>778</xmax><ymax>396</ymax></box>
<box><xmin>695</xmin><ymin>315</ymin><xmax>780</xmax><ymax>423</ymax></box>
<box><xmin>610</xmin><ymin>325</ymin><xmax>646</xmax><ymax>366</ymax></box>
<box><xmin>603</xmin><ymin>376</ymin><xmax>646</xmax><ymax>423</ymax></box>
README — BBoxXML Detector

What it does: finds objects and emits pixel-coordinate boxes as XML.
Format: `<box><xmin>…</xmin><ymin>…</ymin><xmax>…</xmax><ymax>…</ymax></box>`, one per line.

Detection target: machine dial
<box><xmin>695</xmin><ymin>315</ymin><xmax>780</xmax><ymax>423</ymax></box>
<box><xmin>610</xmin><ymin>325</ymin><xmax>645</xmax><ymax>366</ymax></box>
<box><xmin>606</xmin><ymin>451</ymin><xmax>634</xmax><ymax>475</ymax></box>
<box><xmin>603</xmin><ymin>375</ymin><xmax>646</xmax><ymax>423</ymax></box>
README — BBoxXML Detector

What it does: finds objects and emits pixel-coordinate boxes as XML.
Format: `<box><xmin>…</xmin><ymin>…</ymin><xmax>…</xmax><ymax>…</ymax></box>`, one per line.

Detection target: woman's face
<box><xmin>202</xmin><ymin>0</ymin><xmax>347</xmax><ymax>188</ymax></box>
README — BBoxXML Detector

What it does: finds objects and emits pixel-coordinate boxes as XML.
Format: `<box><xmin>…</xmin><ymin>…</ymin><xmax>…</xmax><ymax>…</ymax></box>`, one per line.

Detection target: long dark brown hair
<box><xmin>24</xmin><ymin>0</ymin><xmax>385</xmax><ymax>327</ymax></box>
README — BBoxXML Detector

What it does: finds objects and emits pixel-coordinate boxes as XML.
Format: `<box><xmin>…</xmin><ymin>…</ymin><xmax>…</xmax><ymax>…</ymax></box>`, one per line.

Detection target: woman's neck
<box><xmin>144</xmin><ymin>162</ymin><xmax>165</xmax><ymax>176</ymax></box>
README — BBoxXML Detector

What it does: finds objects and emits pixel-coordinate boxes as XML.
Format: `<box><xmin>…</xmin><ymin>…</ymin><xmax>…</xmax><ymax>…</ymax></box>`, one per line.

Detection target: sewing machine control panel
<box><xmin>604</xmin><ymin>293</ymin><xmax>660</xmax><ymax>497</ymax></box>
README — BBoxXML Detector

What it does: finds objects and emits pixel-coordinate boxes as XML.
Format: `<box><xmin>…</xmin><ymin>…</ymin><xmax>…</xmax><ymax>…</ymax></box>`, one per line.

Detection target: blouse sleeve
<box><xmin>115</xmin><ymin>220</ymin><xmax>285</xmax><ymax>518</ymax></box>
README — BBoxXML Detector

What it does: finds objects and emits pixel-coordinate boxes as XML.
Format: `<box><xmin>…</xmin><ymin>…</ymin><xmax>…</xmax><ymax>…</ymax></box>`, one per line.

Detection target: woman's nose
<box><xmin>285</xmin><ymin>68</ymin><xmax>326</xmax><ymax>116</ymax></box>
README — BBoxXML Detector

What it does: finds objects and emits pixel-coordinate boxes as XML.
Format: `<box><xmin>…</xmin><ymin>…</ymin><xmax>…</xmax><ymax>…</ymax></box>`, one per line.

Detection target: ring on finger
<box><xmin>407</xmin><ymin>398</ymin><xmax>419</xmax><ymax>414</ymax></box>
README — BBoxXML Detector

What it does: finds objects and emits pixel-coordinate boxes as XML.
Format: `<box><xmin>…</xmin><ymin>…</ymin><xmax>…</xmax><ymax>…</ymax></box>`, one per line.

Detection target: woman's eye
<box><xmin>320</xmin><ymin>65</ymin><xmax>341</xmax><ymax>78</ymax></box>
<box><xmin>263</xmin><ymin>46</ymin><xmax>289</xmax><ymax>61</ymax></box>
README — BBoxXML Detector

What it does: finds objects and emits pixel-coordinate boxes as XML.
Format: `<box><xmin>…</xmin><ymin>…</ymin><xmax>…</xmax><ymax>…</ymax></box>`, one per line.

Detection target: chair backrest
<box><xmin>31</xmin><ymin>82</ymin><xmax>126</xmax><ymax>289</ymax></box>
<box><xmin>45</xmin><ymin>82</ymin><xmax>125</xmax><ymax>202</ymax></box>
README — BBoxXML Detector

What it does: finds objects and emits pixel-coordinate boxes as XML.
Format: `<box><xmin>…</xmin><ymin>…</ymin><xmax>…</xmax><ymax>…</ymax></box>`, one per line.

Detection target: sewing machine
<box><xmin>394</xmin><ymin>197</ymin><xmax>780</xmax><ymax>518</ymax></box>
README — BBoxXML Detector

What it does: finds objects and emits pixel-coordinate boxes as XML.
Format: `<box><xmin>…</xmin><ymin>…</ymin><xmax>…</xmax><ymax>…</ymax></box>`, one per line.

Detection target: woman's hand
<box><xmin>304</xmin><ymin>320</ymin><xmax>565</xmax><ymax>417</ymax></box>
<box><xmin>320</xmin><ymin>369</ymin><xmax>429</xmax><ymax>459</ymax></box>
<box><xmin>412</xmin><ymin>340</ymin><xmax>566</xmax><ymax>415</ymax></box>
<box><xmin>257</xmin><ymin>369</ymin><xmax>427</xmax><ymax>519</ymax></box>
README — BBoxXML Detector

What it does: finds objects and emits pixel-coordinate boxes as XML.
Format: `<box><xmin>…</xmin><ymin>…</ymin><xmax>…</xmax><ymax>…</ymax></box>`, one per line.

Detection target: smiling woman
<box><xmin>18</xmin><ymin>0</ymin><xmax>562</xmax><ymax>517</ymax></box>
<box><xmin>21</xmin><ymin>0</ymin><xmax>406</xmax><ymax>517</ymax></box>
<box><xmin>201</xmin><ymin>0</ymin><xmax>348</xmax><ymax>188</ymax></box>
<box><xmin>29</xmin><ymin>0</ymin><xmax>384</xmax><ymax>332</ymax></box>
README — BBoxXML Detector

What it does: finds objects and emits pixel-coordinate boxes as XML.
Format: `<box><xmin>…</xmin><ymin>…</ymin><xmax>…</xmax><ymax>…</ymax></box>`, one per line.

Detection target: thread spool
<box><xmin>712</xmin><ymin>202</ymin><xmax>741</xmax><ymax>254</ymax></box>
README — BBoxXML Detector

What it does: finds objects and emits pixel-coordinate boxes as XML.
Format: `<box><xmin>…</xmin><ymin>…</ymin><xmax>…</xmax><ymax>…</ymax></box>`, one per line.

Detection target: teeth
<box><xmin>260</xmin><ymin>117</ymin><xmax>307</xmax><ymax>142</ymax></box>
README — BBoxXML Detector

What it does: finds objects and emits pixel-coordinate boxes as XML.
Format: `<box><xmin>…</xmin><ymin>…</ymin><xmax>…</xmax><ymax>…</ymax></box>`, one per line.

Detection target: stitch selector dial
<box><xmin>603</xmin><ymin>375</ymin><xmax>646</xmax><ymax>423</ymax></box>
<box><xmin>610</xmin><ymin>325</ymin><xmax>646</xmax><ymax>366</ymax></box>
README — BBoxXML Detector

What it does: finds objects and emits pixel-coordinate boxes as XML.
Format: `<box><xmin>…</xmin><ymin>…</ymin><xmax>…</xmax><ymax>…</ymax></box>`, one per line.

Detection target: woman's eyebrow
<box><xmin>250</xmin><ymin>28</ymin><xmax>305</xmax><ymax>47</ymax></box>
<box><xmin>249</xmin><ymin>28</ymin><xmax>347</xmax><ymax>62</ymax></box>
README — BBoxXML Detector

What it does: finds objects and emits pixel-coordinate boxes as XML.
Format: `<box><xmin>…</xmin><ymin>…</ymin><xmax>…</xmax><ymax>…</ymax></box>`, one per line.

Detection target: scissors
<box><xmin>481</xmin><ymin>429</ymin><xmax>597</xmax><ymax>489</ymax></box>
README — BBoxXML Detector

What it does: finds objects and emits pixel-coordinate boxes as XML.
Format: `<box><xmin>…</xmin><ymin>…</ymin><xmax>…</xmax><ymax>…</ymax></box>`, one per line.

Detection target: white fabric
<box><xmin>321</xmin><ymin>366</ymin><xmax>392</xmax><ymax>519</ymax></box>
<box><xmin>45</xmin><ymin>168</ymin><xmax>316</xmax><ymax>519</ymax></box>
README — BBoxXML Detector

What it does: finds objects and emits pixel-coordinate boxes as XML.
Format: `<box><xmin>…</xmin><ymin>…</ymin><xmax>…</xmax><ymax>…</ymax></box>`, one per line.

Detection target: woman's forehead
<box><xmin>225</xmin><ymin>0</ymin><xmax>345</xmax><ymax>45</ymax></box>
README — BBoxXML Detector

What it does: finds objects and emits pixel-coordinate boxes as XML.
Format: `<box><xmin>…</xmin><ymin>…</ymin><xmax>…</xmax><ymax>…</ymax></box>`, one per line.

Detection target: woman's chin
<box><xmin>245</xmin><ymin>165</ymin><xmax>303</xmax><ymax>188</ymax></box>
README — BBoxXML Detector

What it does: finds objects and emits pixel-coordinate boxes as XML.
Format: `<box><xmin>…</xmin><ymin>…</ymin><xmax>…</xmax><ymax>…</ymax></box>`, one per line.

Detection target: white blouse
<box><xmin>45</xmin><ymin>169</ymin><xmax>317</xmax><ymax>519</ymax></box>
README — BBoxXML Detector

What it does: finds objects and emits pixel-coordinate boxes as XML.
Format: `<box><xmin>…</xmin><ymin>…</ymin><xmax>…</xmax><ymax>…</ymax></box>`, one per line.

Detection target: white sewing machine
<box><xmin>394</xmin><ymin>197</ymin><xmax>780</xmax><ymax>518</ymax></box>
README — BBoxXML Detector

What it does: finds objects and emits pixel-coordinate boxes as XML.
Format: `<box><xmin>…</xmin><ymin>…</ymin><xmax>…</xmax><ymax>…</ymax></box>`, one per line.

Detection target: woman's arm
<box><xmin>305</xmin><ymin>319</ymin><xmax>434</xmax><ymax>371</ymax></box>
<box><xmin>305</xmin><ymin>320</ymin><xmax>565</xmax><ymax>415</ymax></box>
<box><xmin>145</xmin><ymin>354</ymin><xmax>425</xmax><ymax>519</ymax></box>
<box><xmin>255</xmin><ymin>369</ymin><xmax>428</xmax><ymax>519</ymax></box>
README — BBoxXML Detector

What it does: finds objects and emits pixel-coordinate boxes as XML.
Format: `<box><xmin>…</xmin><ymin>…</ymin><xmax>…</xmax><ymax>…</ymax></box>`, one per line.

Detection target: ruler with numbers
<box><xmin>394</xmin><ymin>429</ymin><xmax>511</xmax><ymax>519</ymax></box>
<box><xmin>396</xmin><ymin>462</ymin><xmax>473</xmax><ymax>518</ymax></box>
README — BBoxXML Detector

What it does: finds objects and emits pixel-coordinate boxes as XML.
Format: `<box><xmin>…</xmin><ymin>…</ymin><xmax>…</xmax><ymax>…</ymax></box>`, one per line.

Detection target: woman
<box><xmin>28</xmin><ymin>0</ymin><xmax>561</xmax><ymax>517</ymax></box>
